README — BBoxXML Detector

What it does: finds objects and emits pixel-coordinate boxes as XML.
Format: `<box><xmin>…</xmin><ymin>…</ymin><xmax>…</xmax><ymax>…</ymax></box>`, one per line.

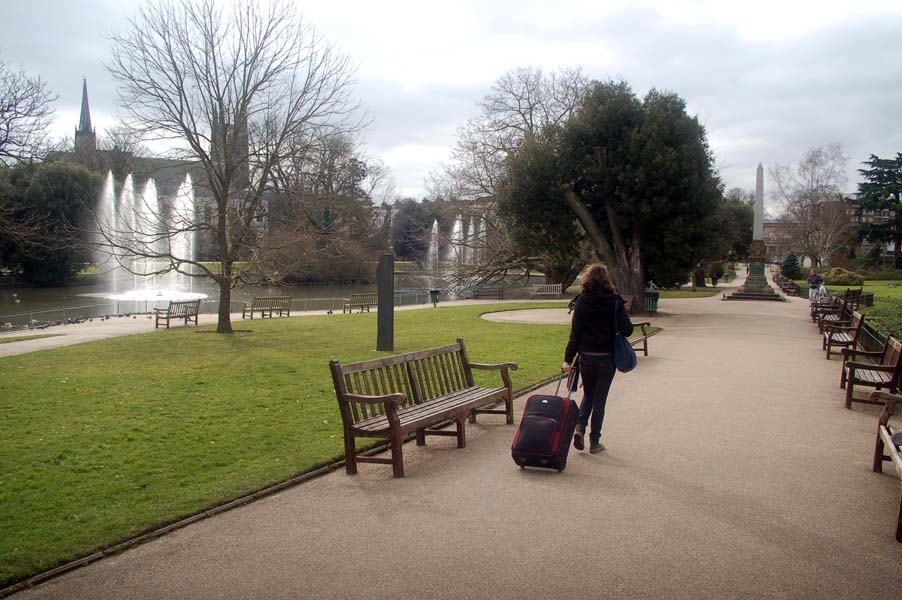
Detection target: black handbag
<box><xmin>613</xmin><ymin>297</ymin><xmax>637</xmax><ymax>373</ymax></box>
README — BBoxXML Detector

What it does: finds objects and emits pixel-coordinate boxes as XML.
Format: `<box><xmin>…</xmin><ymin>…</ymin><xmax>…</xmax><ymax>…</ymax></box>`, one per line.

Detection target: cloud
<box><xmin>2</xmin><ymin>0</ymin><xmax>901</xmax><ymax>202</ymax></box>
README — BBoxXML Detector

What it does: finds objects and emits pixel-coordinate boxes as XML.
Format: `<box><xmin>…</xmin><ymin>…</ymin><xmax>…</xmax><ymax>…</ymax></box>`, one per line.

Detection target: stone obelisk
<box><xmin>725</xmin><ymin>163</ymin><xmax>783</xmax><ymax>300</ymax></box>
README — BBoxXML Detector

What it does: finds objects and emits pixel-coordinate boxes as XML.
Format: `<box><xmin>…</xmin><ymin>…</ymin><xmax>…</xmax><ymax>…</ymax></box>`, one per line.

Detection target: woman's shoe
<box><xmin>573</xmin><ymin>426</ymin><xmax>585</xmax><ymax>451</ymax></box>
<box><xmin>589</xmin><ymin>442</ymin><xmax>605</xmax><ymax>454</ymax></box>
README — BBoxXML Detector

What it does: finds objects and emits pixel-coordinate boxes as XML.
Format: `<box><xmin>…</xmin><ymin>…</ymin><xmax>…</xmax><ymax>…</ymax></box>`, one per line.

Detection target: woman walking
<box><xmin>562</xmin><ymin>264</ymin><xmax>633</xmax><ymax>453</ymax></box>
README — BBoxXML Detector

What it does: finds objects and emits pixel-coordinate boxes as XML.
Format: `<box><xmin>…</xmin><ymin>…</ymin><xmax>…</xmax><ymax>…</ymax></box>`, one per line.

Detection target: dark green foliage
<box><xmin>498</xmin><ymin>80</ymin><xmax>723</xmax><ymax>296</ymax></box>
<box><xmin>0</xmin><ymin>162</ymin><xmax>100</xmax><ymax>285</ymax></box>
<box><xmin>862</xmin><ymin>297</ymin><xmax>902</xmax><ymax>336</ymax></box>
<box><xmin>854</xmin><ymin>153</ymin><xmax>902</xmax><ymax>267</ymax></box>
<box><xmin>391</xmin><ymin>198</ymin><xmax>431</xmax><ymax>261</ymax></box>
<box><xmin>862</xmin><ymin>269</ymin><xmax>902</xmax><ymax>280</ymax></box>
<box><xmin>781</xmin><ymin>252</ymin><xmax>802</xmax><ymax>279</ymax></box>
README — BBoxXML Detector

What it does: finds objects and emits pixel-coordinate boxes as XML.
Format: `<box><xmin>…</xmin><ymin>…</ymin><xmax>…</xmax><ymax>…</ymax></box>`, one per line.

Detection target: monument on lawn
<box><xmin>725</xmin><ymin>163</ymin><xmax>785</xmax><ymax>301</ymax></box>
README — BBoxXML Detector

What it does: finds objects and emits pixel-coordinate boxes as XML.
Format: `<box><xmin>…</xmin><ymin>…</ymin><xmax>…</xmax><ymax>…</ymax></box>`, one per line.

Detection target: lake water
<box><xmin>0</xmin><ymin>271</ymin><xmax>542</xmax><ymax>328</ymax></box>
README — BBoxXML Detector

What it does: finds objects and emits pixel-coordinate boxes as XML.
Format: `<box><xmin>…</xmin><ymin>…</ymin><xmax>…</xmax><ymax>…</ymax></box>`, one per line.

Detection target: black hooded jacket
<box><xmin>564</xmin><ymin>290</ymin><xmax>634</xmax><ymax>363</ymax></box>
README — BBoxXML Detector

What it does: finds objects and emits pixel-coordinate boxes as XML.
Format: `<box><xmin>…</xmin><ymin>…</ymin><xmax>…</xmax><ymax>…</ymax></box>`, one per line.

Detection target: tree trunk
<box><xmin>216</xmin><ymin>268</ymin><xmax>234</xmax><ymax>334</ymax></box>
<box><xmin>693</xmin><ymin>268</ymin><xmax>707</xmax><ymax>288</ymax></box>
<box><xmin>894</xmin><ymin>214</ymin><xmax>902</xmax><ymax>269</ymax></box>
<box><xmin>560</xmin><ymin>184</ymin><xmax>646</xmax><ymax>309</ymax></box>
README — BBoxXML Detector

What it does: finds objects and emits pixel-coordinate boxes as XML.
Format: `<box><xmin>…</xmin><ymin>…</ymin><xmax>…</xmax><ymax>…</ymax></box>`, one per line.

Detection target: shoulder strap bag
<box><xmin>613</xmin><ymin>297</ymin><xmax>637</xmax><ymax>373</ymax></box>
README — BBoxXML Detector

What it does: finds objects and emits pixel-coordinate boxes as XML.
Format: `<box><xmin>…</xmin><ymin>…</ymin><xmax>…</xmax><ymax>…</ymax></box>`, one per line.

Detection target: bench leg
<box><xmin>845</xmin><ymin>380</ymin><xmax>855</xmax><ymax>409</ymax></box>
<box><xmin>455</xmin><ymin>415</ymin><xmax>467</xmax><ymax>448</ymax></box>
<box><xmin>505</xmin><ymin>384</ymin><xmax>514</xmax><ymax>425</ymax></box>
<box><xmin>390</xmin><ymin>431</ymin><xmax>405</xmax><ymax>478</ymax></box>
<box><xmin>873</xmin><ymin>432</ymin><xmax>885</xmax><ymax>473</ymax></box>
<box><xmin>897</xmin><ymin>497</ymin><xmax>902</xmax><ymax>543</ymax></box>
<box><xmin>416</xmin><ymin>428</ymin><xmax>426</xmax><ymax>446</ymax></box>
<box><xmin>343</xmin><ymin>431</ymin><xmax>358</xmax><ymax>475</ymax></box>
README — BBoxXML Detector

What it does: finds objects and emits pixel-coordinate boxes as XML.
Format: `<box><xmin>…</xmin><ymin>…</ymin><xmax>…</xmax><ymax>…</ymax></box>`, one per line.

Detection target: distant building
<box><xmin>50</xmin><ymin>80</ymin><xmax>262</xmax><ymax>260</ymax></box>
<box><xmin>762</xmin><ymin>220</ymin><xmax>801</xmax><ymax>264</ymax></box>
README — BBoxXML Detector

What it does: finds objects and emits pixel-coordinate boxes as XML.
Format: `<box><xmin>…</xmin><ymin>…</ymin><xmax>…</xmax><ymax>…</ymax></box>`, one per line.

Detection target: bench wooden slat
<box><xmin>353</xmin><ymin>387</ymin><xmax>507</xmax><ymax>435</ymax></box>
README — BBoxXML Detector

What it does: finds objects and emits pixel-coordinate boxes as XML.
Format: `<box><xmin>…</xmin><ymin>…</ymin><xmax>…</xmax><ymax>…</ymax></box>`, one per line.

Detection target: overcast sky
<box><xmin>4</xmin><ymin>0</ymin><xmax>902</xmax><ymax>212</ymax></box>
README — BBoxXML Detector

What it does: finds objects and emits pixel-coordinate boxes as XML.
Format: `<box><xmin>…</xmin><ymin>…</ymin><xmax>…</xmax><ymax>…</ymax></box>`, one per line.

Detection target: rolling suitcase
<box><xmin>511</xmin><ymin>371</ymin><xmax>580</xmax><ymax>472</ymax></box>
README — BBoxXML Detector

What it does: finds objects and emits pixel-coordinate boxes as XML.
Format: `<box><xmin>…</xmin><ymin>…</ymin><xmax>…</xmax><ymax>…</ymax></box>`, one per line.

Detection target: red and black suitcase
<box><xmin>511</xmin><ymin>372</ymin><xmax>580</xmax><ymax>472</ymax></box>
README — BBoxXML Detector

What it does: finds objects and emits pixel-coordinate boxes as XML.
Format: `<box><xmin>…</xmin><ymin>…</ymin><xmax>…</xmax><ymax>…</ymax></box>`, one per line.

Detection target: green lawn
<box><xmin>659</xmin><ymin>289</ymin><xmax>722</xmax><ymax>298</ymax></box>
<box><xmin>0</xmin><ymin>303</ymin><xmax>573</xmax><ymax>587</ymax></box>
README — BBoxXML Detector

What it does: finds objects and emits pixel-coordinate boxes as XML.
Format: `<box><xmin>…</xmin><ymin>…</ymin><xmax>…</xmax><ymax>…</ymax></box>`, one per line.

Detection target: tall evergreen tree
<box><xmin>497</xmin><ymin>80</ymin><xmax>723</xmax><ymax>300</ymax></box>
<box><xmin>854</xmin><ymin>153</ymin><xmax>902</xmax><ymax>268</ymax></box>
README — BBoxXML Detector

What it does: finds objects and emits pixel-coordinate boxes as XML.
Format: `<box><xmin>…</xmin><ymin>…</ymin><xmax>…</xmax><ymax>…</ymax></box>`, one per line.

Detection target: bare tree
<box><xmin>105</xmin><ymin>0</ymin><xmax>362</xmax><ymax>333</ymax></box>
<box><xmin>0</xmin><ymin>60</ymin><xmax>56</xmax><ymax>164</ymax></box>
<box><xmin>429</xmin><ymin>66</ymin><xmax>590</xmax><ymax>288</ymax></box>
<box><xmin>770</xmin><ymin>144</ymin><xmax>855</xmax><ymax>266</ymax></box>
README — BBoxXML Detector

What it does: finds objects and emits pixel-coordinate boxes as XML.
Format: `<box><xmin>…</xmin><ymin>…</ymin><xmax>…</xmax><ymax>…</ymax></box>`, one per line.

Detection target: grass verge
<box><xmin>659</xmin><ymin>289</ymin><xmax>722</xmax><ymax>298</ymax></box>
<box><xmin>0</xmin><ymin>302</ymin><xmax>571</xmax><ymax>587</ymax></box>
<box><xmin>0</xmin><ymin>334</ymin><xmax>64</xmax><ymax>345</ymax></box>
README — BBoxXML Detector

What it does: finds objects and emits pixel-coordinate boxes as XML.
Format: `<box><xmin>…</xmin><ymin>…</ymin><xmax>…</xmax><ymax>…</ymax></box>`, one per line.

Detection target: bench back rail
<box><xmin>531</xmin><ymin>283</ymin><xmax>563</xmax><ymax>298</ymax></box>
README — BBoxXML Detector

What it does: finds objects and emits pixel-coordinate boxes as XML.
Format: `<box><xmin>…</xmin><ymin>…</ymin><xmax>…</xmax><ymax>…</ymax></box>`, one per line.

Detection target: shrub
<box><xmin>781</xmin><ymin>252</ymin><xmax>802</xmax><ymax>279</ymax></box>
<box><xmin>863</xmin><ymin>270</ymin><xmax>902</xmax><ymax>281</ymax></box>
<box><xmin>824</xmin><ymin>267</ymin><xmax>864</xmax><ymax>286</ymax></box>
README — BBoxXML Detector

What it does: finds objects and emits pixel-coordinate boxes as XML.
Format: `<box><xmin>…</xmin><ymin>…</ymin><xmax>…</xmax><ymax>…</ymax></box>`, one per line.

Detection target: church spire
<box><xmin>74</xmin><ymin>78</ymin><xmax>96</xmax><ymax>153</ymax></box>
<box><xmin>78</xmin><ymin>78</ymin><xmax>93</xmax><ymax>134</ymax></box>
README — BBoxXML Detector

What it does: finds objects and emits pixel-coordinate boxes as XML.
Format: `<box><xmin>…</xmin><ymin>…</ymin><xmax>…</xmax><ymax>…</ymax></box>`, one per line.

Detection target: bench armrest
<box><xmin>153</xmin><ymin>307</ymin><xmax>168</xmax><ymax>314</ymax></box>
<box><xmin>469</xmin><ymin>362</ymin><xmax>519</xmax><ymax>372</ymax></box>
<box><xmin>840</xmin><ymin>348</ymin><xmax>882</xmax><ymax>358</ymax></box>
<box><xmin>823</xmin><ymin>321</ymin><xmax>851</xmax><ymax>332</ymax></box>
<box><xmin>469</xmin><ymin>361</ymin><xmax>518</xmax><ymax>391</ymax></box>
<box><xmin>845</xmin><ymin>362</ymin><xmax>896</xmax><ymax>373</ymax></box>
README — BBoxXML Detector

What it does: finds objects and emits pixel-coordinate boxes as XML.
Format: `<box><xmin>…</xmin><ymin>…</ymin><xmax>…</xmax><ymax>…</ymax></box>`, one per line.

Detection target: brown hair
<box><xmin>580</xmin><ymin>263</ymin><xmax>617</xmax><ymax>294</ymax></box>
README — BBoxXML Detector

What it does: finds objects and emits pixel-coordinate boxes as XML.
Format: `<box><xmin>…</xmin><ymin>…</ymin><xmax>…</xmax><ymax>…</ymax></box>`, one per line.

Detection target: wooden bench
<box><xmin>823</xmin><ymin>310</ymin><xmax>865</xmax><ymax>360</ymax></box>
<box><xmin>472</xmin><ymin>288</ymin><xmax>505</xmax><ymax>300</ymax></box>
<box><xmin>817</xmin><ymin>298</ymin><xmax>852</xmax><ymax>333</ymax></box>
<box><xmin>840</xmin><ymin>336</ymin><xmax>902</xmax><ymax>409</ymax></box>
<box><xmin>241</xmin><ymin>296</ymin><xmax>291</xmax><ymax>319</ymax></box>
<box><xmin>629</xmin><ymin>321</ymin><xmax>653</xmax><ymax>356</ymax></box>
<box><xmin>870</xmin><ymin>391</ymin><xmax>902</xmax><ymax>542</ymax></box>
<box><xmin>810</xmin><ymin>294</ymin><xmax>839</xmax><ymax>322</ymax></box>
<box><xmin>342</xmin><ymin>293</ymin><xmax>377</xmax><ymax>314</ymax></box>
<box><xmin>329</xmin><ymin>338</ymin><xmax>517</xmax><ymax>477</ymax></box>
<box><xmin>154</xmin><ymin>299</ymin><xmax>200</xmax><ymax>329</ymax></box>
<box><xmin>531</xmin><ymin>283</ymin><xmax>562</xmax><ymax>298</ymax></box>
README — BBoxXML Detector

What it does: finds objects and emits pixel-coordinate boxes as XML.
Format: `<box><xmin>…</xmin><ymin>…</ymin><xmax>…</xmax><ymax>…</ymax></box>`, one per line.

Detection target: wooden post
<box><xmin>377</xmin><ymin>254</ymin><xmax>394</xmax><ymax>352</ymax></box>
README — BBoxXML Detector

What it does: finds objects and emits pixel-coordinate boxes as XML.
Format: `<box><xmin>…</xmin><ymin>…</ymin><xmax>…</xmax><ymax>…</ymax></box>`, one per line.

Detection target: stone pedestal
<box><xmin>724</xmin><ymin>241</ymin><xmax>785</xmax><ymax>301</ymax></box>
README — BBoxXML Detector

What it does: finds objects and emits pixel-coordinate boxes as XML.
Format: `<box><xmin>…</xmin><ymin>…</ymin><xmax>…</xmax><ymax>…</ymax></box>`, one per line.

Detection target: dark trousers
<box><xmin>577</xmin><ymin>354</ymin><xmax>616</xmax><ymax>443</ymax></box>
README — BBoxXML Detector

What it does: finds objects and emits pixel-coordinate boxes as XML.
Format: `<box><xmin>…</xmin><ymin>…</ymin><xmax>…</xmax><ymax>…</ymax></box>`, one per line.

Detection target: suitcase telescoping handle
<box><xmin>555</xmin><ymin>369</ymin><xmax>576</xmax><ymax>399</ymax></box>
